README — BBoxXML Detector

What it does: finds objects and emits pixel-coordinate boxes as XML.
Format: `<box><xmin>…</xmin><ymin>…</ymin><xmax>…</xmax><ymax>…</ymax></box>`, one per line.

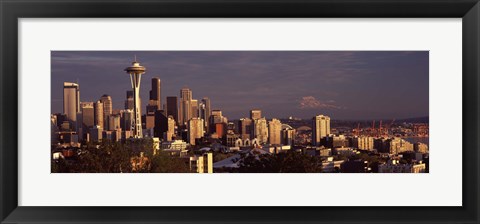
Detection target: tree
<box><xmin>237</xmin><ymin>150</ymin><xmax>323</xmax><ymax>173</ymax></box>
<box><xmin>149</xmin><ymin>151</ymin><xmax>190</xmax><ymax>173</ymax></box>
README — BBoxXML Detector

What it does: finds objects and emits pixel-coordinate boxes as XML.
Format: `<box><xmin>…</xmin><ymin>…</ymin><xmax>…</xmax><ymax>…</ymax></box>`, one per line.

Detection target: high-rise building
<box><xmin>312</xmin><ymin>115</ymin><xmax>331</xmax><ymax>146</ymax></box>
<box><xmin>200</xmin><ymin>97</ymin><xmax>211</xmax><ymax>132</ymax></box>
<box><xmin>94</xmin><ymin>101</ymin><xmax>104</xmax><ymax>130</ymax></box>
<box><xmin>125</xmin><ymin>90</ymin><xmax>134</xmax><ymax>110</ymax></box>
<box><xmin>209</xmin><ymin>109</ymin><xmax>228</xmax><ymax>134</ymax></box>
<box><xmin>149</xmin><ymin>77</ymin><xmax>161</xmax><ymax>109</ymax></box>
<box><xmin>281</xmin><ymin>126</ymin><xmax>296</xmax><ymax>146</ymax></box>
<box><xmin>179</xmin><ymin>88</ymin><xmax>192</xmax><ymax>125</ymax></box>
<box><xmin>63</xmin><ymin>82</ymin><xmax>80</xmax><ymax>128</ymax></box>
<box><xmin>145</xmin><ymin>104</ymin><xmax>157</xmax><ymax>129</ymax></box>
<box><xmin>100</xmin><ymin>94</ymin><xmax>112</xmax><ymax>119</ymax></box>
<box><xmin>268</xmin><ymin>118</ymin><xmax>282</xmax><ymax>145</ymax></box>
<box><xmin>254</xmin><ymin>118</ymin><xmax>268</xmax><ymax>144</ymax></box>
<box><xmin>90</xmin><ymin>125</ymin><xmax>103</xmax><ymax>142</ymax></box>
<box><xmin>250</xmin><ymin>109</ymin><xmax>262</xmax><ymax>120</ymax></box>
<box><xmin>154</xmin><ymin>110</ymin><xmax>168</xmax><ymax>140</ymax></box>
<box><xmin>191</xmin><ymin>99</ymin><xmax>199</xmax><ymax>118</ymax></box>
<box><xmin>239</xmin><ymin>118</ymin><xmax>252</xmax><ymax>140</ymax></box>
<box><xmin>165</xmin><ymin>116</ymin><xmax>176</xmax><ymax>141</ymax></box>
<box><xmin>100</xmin><ymin>94</ymin><xmax>112</xmax><ymax>129</ymax></box>
<box><xmin>166</xmin><ymin>96</ymin><xmax>178</xmax><ymax>124</ymax></box>
<box><xmin>80</xmin><ymin>102</ymin><xmax>94</xmax><ymax>128</ymax></box>
<box><xmin>214</xmin><ymin>123</ymin><xmax>226</xmax><ymax>138</ymax></box>
<box><xmin>188</xmin><ymin>118</ymin><xmax>204</xmax><ymax>145</ymax></box>
<box><xmin>120</xmin><ymin>109</ymin><xmax>134</xmax><ymax>131</ymax></box>
<box><xmin>124</xmin><ymin>58</ymin><xmax>146</xmax><ymax>138</ymax></box>
<box><xmin>108</xmin><ymin>114</ymin><xmax>121</xmax><ymax>131</ymax></box>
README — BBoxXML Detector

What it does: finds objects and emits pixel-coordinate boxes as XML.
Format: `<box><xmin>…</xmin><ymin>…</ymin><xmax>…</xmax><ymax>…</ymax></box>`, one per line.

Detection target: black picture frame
<box><xmin>1</xmin><ymin>0</ymin><xmax>479</xmax><ymax>223</ymax></box>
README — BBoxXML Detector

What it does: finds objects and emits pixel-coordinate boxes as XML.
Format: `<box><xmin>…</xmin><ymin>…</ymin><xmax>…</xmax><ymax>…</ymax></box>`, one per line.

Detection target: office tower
<box><xmin>210</xmin><ymin>110</ymin><xmax>227</xmax><ymax>123</ymax></box>
<box><xmin>188</xmin><ymin>118</ymin><xmax>204</xmax><ymax>145</ymax></box>
<box><xmin>154</xmin><ymin>110</ymin><xmax>168</xmax><ymax>139</ymax></box>
<box><xmin>120</xmin><ymin>109</ymin><xmax>134</xmax><ymax>131</ymax></box>
<box><xmin>166</xmin><ymin>96</ymin><xmax>178</xmax><ymax>124</ymax></box>
<box><xmin>214</xmin><ymin>123</ymin><xmax>226</xmax><ymax>138</ymax></box>
<box><xmin>90</xmin><ymin>125</ymin><xmax>103</xmax><ymax>142</ymax></box>
<box><xmin>268</xmin><ymin>118</ymin><xmax>282</xmax><ymax>145</ymax></box>
<box><xmin>124</xmin><ymin>57</ymin><xmax>146</xmax><ymax>138</ymax></box>
<box><xmin>191</xmin><ymin>99</ymin><xmax>199</xmax><ymax>118</ymax></box>
<box><xmin>165</xmin><ymin>115</ymin><xmax>176</xmax><ymax>141</ymax></box>
<box><xmin>199</xmin><ymin>102</ymin><xmax>206</xmax><ymax>128</ymax></box>
<box><xmin>200</xmin><ymin>97</ymin><xmax>211</xmax><ymax>132</ymax></box>
<box><xmin>312</xmin><ymin>115</ymin><xmax>331</xmax><ymax>146</ymax></box>
<box><xmin>250</xmin><ymin>109</ymin><xmax>262</xmax><ymax>120</ymax></box>
<box><xmin>179</xmin><ymin>88</ymin><xmax>192</xmax><ymax>125</ymax></box>
<box><xmin>108</xmin><ymin>114</ymin><xmax>121</xmax><ymax>131</ymax></box>
<box><xmin>149</xmin><ymin>77</ymin><xmax>161</xmax><ymax>109</ymax></box>
<box><xmin>51</xmin><ymin>114</ymin><xmax>59</xmax><ymax>144</ymax></box>
<box><xmin>145</xmin><ymin>104</ymin><xmax>157</xmax><ymax>129</ymax></box>
<box><xmin>94</xmin><ymin>101</ymin><xmax>104</xmax><ymax>129</ymax></box>
<box><xmin>63</xmin><ymin>82</ymin><xmax>80</xmax><ymax>127</ymax></box>
<box><xmin>80</xmin><ymin>102</ymin><xmax>95</xmax><ymax>128</ymax></box>
<box><xmin>239</xmin><ymin>118</ymin><xmax>252</xmax><ymax>140</ymax></box>
<box><xmin>253</xmin><ymin>118</ymin><xmax>268</xmax><ymax>144</ymax></box>
<box><xmin>211</xmin><ymin>109</ymin><xmax>222</xmax><ymax>118</ymax></box>
<box><xmin>125</xmin><ymin>90</ymin><xmax>134</xmax><ymax>110</ymax></box>
<box><xmin>209</xmin><ymin>109</ymin><xmax>228</xmax><ymax>134</ymax></box>
<box><xmin>100</xmin><ymin>94</ymin><xmax>112</xmax><ymax>119</ymax></box>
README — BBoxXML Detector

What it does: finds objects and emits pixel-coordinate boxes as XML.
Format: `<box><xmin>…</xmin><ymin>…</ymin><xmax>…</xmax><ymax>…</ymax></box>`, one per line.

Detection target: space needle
<box><xmin>124</xmin><ymin>56</ymin><xmax>146</xmax><ymax>138</ymax></box>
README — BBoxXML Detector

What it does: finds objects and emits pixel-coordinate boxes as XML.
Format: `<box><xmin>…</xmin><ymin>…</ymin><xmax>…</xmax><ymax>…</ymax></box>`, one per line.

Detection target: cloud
<box><xmin>298</xmin><ymin>96</ymin><xmax>343</xmax><ymax>110</ymax></box>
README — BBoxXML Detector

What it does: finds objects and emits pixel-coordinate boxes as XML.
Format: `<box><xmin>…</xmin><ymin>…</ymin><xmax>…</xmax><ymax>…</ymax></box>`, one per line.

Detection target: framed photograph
<box><xmin>1</xmin><ymin>0</ymin><xmax>479</xmax><ymax>223</ymax></box>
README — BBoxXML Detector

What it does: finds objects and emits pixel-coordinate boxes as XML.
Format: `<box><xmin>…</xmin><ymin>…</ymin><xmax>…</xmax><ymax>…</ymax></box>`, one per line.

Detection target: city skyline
<box><xmin>51</xmin><ymin>51</ymin><xmax>429</xmax><ymax>120</ymax></box>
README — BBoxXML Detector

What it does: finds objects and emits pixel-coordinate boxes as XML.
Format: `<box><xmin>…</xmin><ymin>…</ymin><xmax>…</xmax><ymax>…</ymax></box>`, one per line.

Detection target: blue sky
<box><xmin>51</xmin><ymin>51</ymin><xmax>428</xmax><ymax>120</ymax></box>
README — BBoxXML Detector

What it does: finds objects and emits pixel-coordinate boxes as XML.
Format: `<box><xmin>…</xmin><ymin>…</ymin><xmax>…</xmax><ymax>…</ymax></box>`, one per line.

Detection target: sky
<box><xmin>51</xmin><ymin>51</ymin><xmax>428</xmax><ymax>120</ymax></box>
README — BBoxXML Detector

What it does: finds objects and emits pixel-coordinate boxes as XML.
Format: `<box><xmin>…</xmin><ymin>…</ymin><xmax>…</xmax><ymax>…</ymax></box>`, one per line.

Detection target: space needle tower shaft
<box><xmin>124</xmin><ymin>56</ymin><xmax>146</xmax><ymax>138</ymax></box>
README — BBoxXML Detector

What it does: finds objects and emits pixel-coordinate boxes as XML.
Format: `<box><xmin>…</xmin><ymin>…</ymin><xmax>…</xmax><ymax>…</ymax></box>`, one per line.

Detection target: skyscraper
<box><xmin>166</xmin><ymin>115</ymin><xmax>176</xmax><ymax>141</ymax></box>
<box><xmin>191</xmin><ymin>99</ymin><xmax>199</xmax><ymax>118</ymax></box>
<box><xmin>268</xmin><ymin>118</ymin><xmax>282</xmax><ymax>145</ymax></box>
<box><xmin>124</xmin><ymin>58</ymin><xmax>146</xmax><ymax>138</ymax></box>
<box><xmin>153</xmin><ymin>110</ymin><xmax>168</xmax><ymax>139</ymax></box>
<box><xmin>250</xmin><ymin>109</ymin><xmax>262</xmax><ymax>120</ymax></box>
<box><xmin>165</xmin><ymin>96</ymin><xmax>177</xmax><ymax>122</ymax></box>
<box><xmin>281</xmin><ymin>124</ymin><xmax>296</xmax><ymax>146</ymax></box>
<box><xmin>188</xmin><ymin>118</ymin><xmax>204</xmax><ymax>145</ymax></box>
<box><xmin>254</xmin><ymin>118</ymin><xmax>268</xmax><ymax>144</ymax></box>
<box><xmin>100</xmin><ymin>94</ymin><xmax>112</xmax><ymax>129</ymax></box>
<box><xmin>100</xmin><ymin>94</ymin><xmax>112</xmax><ymax>119</ymax></box>
<box><xmin>63</xmin><ymin>82</ymin><xmax>80</xmax><ymax>128</ymax></box>
<box><xmin>120</xmin><ymin>109</ymin><xmax>134</xmax><ymax>131</ymax></box>
<box><xmin>150</xmin><ymin>77</ymin><xmax>161</xmax><ymax>109</ymax></box>
<box><xmin>312</xmin><ymin>115</ymin><xmax>331</xmax><ymax>146</ymax></box>
<box><xmin>145</xmin><ymin>104</ymin><xmax>157</xmax><ymax>130</ymax></box>
<box><xmin>108</xmin><ymin>114</ymin><xmax>121</xmax><ymax>131</ymax></box>
<box><xmin>94</xmin><ymin>101</ymin><xmax>104</xmax><ymax>130</ymax></box>
<box><xmin>201</xmin><ymin>97</ymin><xmax>211</xmax><ymax>132</ymax></box>
<box><xmin>239</xmin><ymin>118</ymin><xmax>252</xmax><ymax>140</ymax></box>
<box><xmin>125</xmin><ymin>90</ymin><xmax>134</xmax><ymax>110</ymax></box>
<box><xmin>80</xmin><ymin>102</ymin><xmax>94</xmax><ymax>128</ymax></box>
<box><xmin>179</xmin><ymin>88</ymin><xmax>192</xmax><ymax>125</ymax></box>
